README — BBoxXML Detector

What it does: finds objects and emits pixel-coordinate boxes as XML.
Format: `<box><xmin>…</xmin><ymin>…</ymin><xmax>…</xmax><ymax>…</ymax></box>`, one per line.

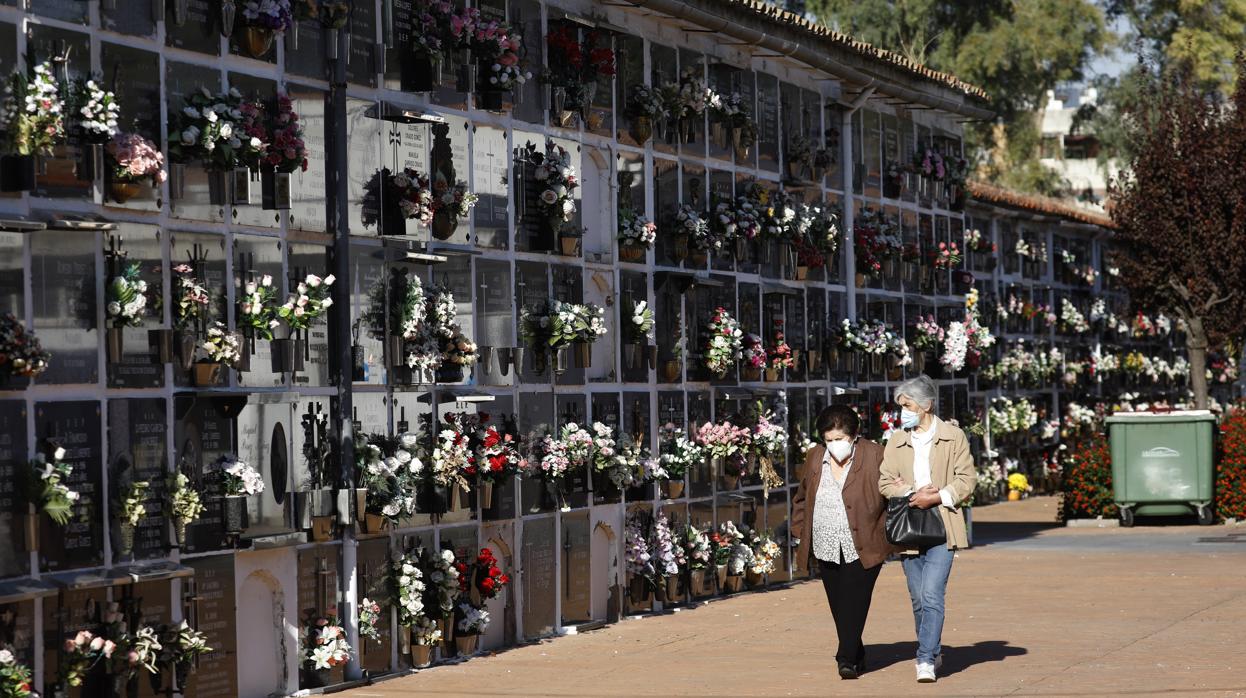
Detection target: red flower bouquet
<box><xmin>456</xmin><ymin>547</ymin><xmax>511</xmax><ymax>602</ymax></box>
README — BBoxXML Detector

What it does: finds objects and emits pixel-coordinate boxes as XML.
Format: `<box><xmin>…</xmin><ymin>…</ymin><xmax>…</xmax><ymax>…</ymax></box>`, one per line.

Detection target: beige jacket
<box><xmin>878</xmin><ymin>420</ymin><xmax>977</xmax><ymax>550</ymax></box>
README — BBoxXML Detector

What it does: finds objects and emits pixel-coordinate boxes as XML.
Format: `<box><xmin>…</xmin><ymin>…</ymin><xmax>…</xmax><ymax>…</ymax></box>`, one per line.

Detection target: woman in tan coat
<box><xmin>791</xmin><ymin>405</ymin><xmax>894</xmax><ymax>679</ymax></box>
<box><xmin>878</xmin><ymin>375</ymin><xmax>977</xmax><ymax>684</ymax></box>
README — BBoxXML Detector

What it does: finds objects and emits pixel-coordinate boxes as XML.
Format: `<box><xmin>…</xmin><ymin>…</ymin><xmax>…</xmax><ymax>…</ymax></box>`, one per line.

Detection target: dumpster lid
<box><xmin>1105</xmin><ymin>409</ymin><xmax>1216</xmax><ymax>423</ymax></box>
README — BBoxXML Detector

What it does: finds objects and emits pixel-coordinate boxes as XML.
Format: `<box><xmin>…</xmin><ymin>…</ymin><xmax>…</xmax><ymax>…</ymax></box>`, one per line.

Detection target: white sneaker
<box><xmin>916</xmin><ymin>662</ymin><xmax>936</xmax><ymax>683</ymax></box>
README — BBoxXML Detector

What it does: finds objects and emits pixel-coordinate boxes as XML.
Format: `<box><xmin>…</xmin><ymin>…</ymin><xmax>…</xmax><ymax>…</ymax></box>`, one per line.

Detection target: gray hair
<box><xmin>895</xmin><ymin>375</ymin><xmax>938</xmax><ymax>412</ymax></box>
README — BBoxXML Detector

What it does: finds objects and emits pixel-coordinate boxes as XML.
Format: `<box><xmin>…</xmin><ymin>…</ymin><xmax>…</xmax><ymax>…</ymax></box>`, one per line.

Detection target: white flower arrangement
<box><xmin>651</xmin><ymin>513</ymin><xmax>682</xmax><ymax>578</ymax></box>
<box><xmin>70</xmin><ymin>78</ymin><xmax>120</xmax><ymax>144</ymax></box>
<box><xmin>201</xmin><ymin>322</ymin><xmax>243</xmax><ymax>366</ymax></box>
<box><xmin>28</xmin><ymin>446</ymin><xmax>79</xmax><ymax>526</ymax></box>
<box><xmin>169</xmin><ymin>472</ymin><xmax>206</xmax><ymax>525</ymax></box>
<box><xmin>0</xmin><ymin>61</ymin><xmax>64</xmax><ymax>156</ymax></box>
<box><xmin>278</xmin><ymin>273</ymin><xmax>335</xmax><ymax>332</ymax></box>
<box><xmin>390</xmin><ymin>552</ymin><xmax>426</xmax><ymax>627</ymax></box>
<box><xmin>303</xmin><ymin>618</ymin><xmax>352</xmax><ymax>670</ymax></box>
<box><xmin>427</xmin><ymin>548</ymin><xmax>460</xmax><ymax>616</ymax></box>
<box><xmin>676</xmin><ymin>204</ymin><xmax>715</xmax><ymax>251</ymax></box>
<box><xmin>533</xmin><ymin>141</ymin><xmax>578</xmax><ymax>227</ymax></box>
<box><xmin>657</xmin><ymin>424</ymin><xmax>703</xmax><ymax>479</ymax></box>
<box><xmin>456</xmin><ymin>602</ymin><xmax>490</xmax><ymax>635</ymax></box>
<box><xmin>1060</xmin><ymin>298</ymin><xmax>1089</xmax><ymax>334</ymax></box>
<box><xmin>748</xmin><ymin>531</ymin><xmax>780</xmax><ymax>576</ymax></box>
<box><xmin>217</xmin><ymin>455</ymin><xmax>265</xmax><ymax>496</ymax></box>
<box><xmin>625</xmin><ymin>511</ymin><xmax>654</xmax><ymax>580</ymax></box>
<box><xmin>627</xmin><ymin>300</ymin><xmax>655</xmax><ymax>342</ymax></box>
<box><xmin>704</xmin><ymin>307</ymin><xmax>743</xmax><ymax>376</ymax></box>
<box><xmin>431</xmin><ymin>428</ymin><xmax>471</xmax><ymax>490</ymax></box>
<box><xmin>118</xmin><ymin>480</ymin><xmax>149</xmax><ymax>528</ymax></box>
<box><xmin>684</xmin><ymin>524</ymin><xmax>712</xmax><ymax>570</ymax></box>
<box><xmin>106</xmin><ymin>262</ymin><xmax>149</xmax><ymax>328</ymax></box>
<box><xmin>413</xmin><ymin>615</ymin><xmax>441</xmax><ymax>645</ymax></box>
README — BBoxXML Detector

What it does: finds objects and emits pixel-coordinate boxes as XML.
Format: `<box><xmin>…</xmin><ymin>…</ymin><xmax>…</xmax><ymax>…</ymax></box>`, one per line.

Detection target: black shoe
<box><xmin>838</xmin><ymin>662</ymin><xmax>859</xmax><ymax>680</ymax></box>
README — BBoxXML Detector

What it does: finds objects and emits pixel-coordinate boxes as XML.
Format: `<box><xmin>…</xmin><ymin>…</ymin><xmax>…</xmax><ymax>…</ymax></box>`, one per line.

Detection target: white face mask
<box><xmin>827</xmin><ymin>440</ymin><xmax>853</xmax><ymax>462</ymax></box>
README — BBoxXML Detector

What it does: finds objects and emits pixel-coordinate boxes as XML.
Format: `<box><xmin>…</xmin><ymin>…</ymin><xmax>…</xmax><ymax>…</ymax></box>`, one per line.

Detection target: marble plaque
<box><xmin>0</xmin><ymin>402</ymin><xmax>28</xmax><ymax>578</ymax></box>
<box><xmin>183</xmin><ymin>555</ymin><xmax>239</xmax><ymax>698</ymax></box>
<box><xmin>108</xmin><ymin>399</ymin><xmax>169</xmax><ymax>562</ymax></box>
<box><xmin>520</xmin><ymin>516</ymin><xmax>556</xmax><ymax>639</ymax></box>
<box><xmin>166</xmin><ymin>0</ymin><xmax>220</xmax><ymax>55</ymax></box>
<box><xmin>36</xmin><ymin>401</ymin><xmax>103</xmax><ymax>571</ymax></box>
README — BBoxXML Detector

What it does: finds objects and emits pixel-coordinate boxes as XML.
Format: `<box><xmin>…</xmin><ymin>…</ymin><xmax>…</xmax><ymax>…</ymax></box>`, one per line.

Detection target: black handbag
<box><xmin>885</xmin><ymin>496</ymin><xmax>947</xmax><ymax>548</ymax></box>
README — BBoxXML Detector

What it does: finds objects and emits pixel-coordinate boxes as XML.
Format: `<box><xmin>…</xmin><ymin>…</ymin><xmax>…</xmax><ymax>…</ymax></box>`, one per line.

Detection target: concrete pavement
<box><xmin>340</xmin><ymin>498</ymin><xmax>1246</xmax><ymax>697</ymax></box>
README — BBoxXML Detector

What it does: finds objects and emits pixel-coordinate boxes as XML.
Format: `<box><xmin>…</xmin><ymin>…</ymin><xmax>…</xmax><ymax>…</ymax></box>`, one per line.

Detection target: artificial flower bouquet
<box><xmin>704</xmin><ymin>307</ymin><xmax>743</xmax><ymax>376</ymax></box>
<box><xmin>237</xmin><ymin>273</ymin><xmax>280</xmax><ymax>340</ymax></box>
<box><xmin>278</xmin><ymin>272</ymin><xmax>335</xmax><ymax>332</ymax></box>
<box><xmin>217</xmin><ymin>454</ymin><xmax>265</xmax><ymax>496</ymax></box>
<box><xmin>301</xmin><ymin>616</ymin><xmax>352</xmax><ymax>671</ymax></box>
<box><xmin>26</xmin><ymin>445</ymin><xmax>78</xmax><ymax>526</ymax></box>
<box><xmin>0</xmin><ymin>313</ymin><xmax>50</xmax><ymax>379</ymax></box>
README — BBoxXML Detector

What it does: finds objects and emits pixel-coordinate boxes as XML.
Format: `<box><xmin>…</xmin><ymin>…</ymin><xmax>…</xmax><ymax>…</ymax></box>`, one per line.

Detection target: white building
<box><xmin>1040</xmin><ymin>87</ymin><xmax>1120</xmax><ymax>207</ymax></box>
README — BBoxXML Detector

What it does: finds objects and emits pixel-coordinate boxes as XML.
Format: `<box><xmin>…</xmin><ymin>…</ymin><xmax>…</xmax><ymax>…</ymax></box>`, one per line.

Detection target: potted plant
<box><xmin>739</xmin><ymin>333</ymin><xmax>765</xmax><ymax>381</ymax></box>
<box><xmin>624</xmin><ymin>512</ymin><xmax>655</xmax><ymax>606</ymax></box>
<box><xmin>531</xmin><ymin>141</ymin><xmax>579</xmax><ymax>239</ymax></box>
<box><xmin>389</xmin><ymin>550</ymin><xmax>427</xmax><ymax>656</ymax></box>
<box><xmin>300</xmin><ymin>616</ymin><xmax>351</xmax><ymax>688</ymax></box>
<box><xmin>657</xmin><ymin>424</ymin><xmax>701</xmax><ymax>499</ymax></box>
<box><xmin>676</xmin><ymin>203</ymin><xmax>714</xmax><ymax>265</ymax></box>
<box><xmin>274</xmin><ymin>272</ymin><xmax>334</xmax><ymax>373</ymax></box>
<box><xmin>519</xmin><ymin>431</ymin><xmax>573</xmax><ymax>510</ymax></box>
<box><xmin>651</xmin><ymin>513</ymin><xmax>684</xmax><ymax>603</ymax></box>
<box><xmin>455</xmin><ymin>546</ymin><xmax>510</xmax><ymax>608</ymax></box>
<box><xmin>745</xmin><ymin>527</ymin><xmax>779</xmax><ymax>587</ymax></box>
<box><xmin>621</xmin><ymin>298</ymin><xmax>655</xmax><ymax>371</ymax></box>
<box><xmin>666</xmin><ymin>73</ymin><xmax>712</xmax><ymax>145</ymax></box>
<box><xmin>617</xmin><ymin>209</ymin><xmax>656</xmax><ymax>262</ymax></box>
<box><xmin>168</xmin><ymin>472</ymin><xmax>205</xmax><ymax>547</ymax></box>
<box><xmin>216</xmin><ymin>454</ymin><xmax>264</xmax><ymax>534</ymax></box>
<box><xmin>116</xmin><ymin>480</ymin><xmax>149</xmax><ymax>557</ymax></box>
<box><xmin>166</xmin><ymin>264</ymin><xmax>211</xmax><ymax>370</ymax></box>
<box><xmin>751</xmin><ymin>410</ymin><xmax>788</xmax><ymax>492</ymax></box>
<box><xmin>195</xmin><ymin>322</ymin><xmax>243</xmax><ymax>386</ymax></box>
<box><xmin>703</xmin><ymin>307</ymin><xmax>743</xmax><ymax>378</ymax></box>
<box><xmin>463</xmin><ymin>12</ymin><xmax>530</xmax><ymax>111</ymax></box>
<box><xmin>541</xmin><ymin>26</ymin><xmax>615</xmax><ymax>127</ymax></box>
<box><xmin>684</xmin><ymin>524</ymin><xmax>712</xmax><ymax>598</ymax></box>
<box><xmin>453</xmin><ymin>602</ymin><xmax>488</xmax><ymax>656</ymax></box>
<box><xmin>586</xmin><ymin>421</ymin><xmax>619</xmax><ymax>495</ymax></box>
<box><xmin>765</xmin><ymin>323</ymin><xmax>794</xmax><ymax>381</ymax></box>
<box><xmin>356</xmin><ymin>433</ymin><xmax>420</xmax><ymax>530</ymax></box>
<box><xmin>260</xmin><ymin>93</ymin><xmax>307</xmax><ymax>210</ymax></box>
<box><xmin>428</xmin><ymin>174</ymin><xmax>478</xmax><ymax>240</ymax></box>
<box><xmin>625</xmin><ymin>84</ymin><xmax>666</xmax><ymax>144</ymax></box>
<box><xmin>0</xmin><ymin>61</ymin><xmax>64</xmax><ymax>192</ymax></box>
<box><xmin>24</xmin><ymin>446</ymin><xmax>78</xmax><ymax>544</ymax></box>
<box><xmin>784</xmin><ymin>136</ymin><xmax>813</xmax><ymax>181</ymax></box>
<box><xmin>163</xmin><ymin>620</ymin><xmax>212</xmax><ymax>691</ymax></box>
<box><xmin>422</xmin><ymin>548</ymin><xmax>460</xmax><ymax>650</ymax></box>
<box><xmin>410</xmin><ymin>616</ymin><xmax>439</xmax><ymax>667</ymax></box>
<box><xmin>236</xmin><ymin>0</ymin><xmax>293</xmax><ymax>58</ymax></box>
<box><xmin>425</xmin><ymin>285</ymin><xmax>476</xmax><ymax>382</ymax></box>
<box><xmin>63</xmin><ymin>76</ymin><xmax>119</xmax><ymax>183</ymax></box>
<box><xmin>693</xmin><ymin>421</ymin><xmax>750</xmax><ymax>483</ymax></box>
<box><xmin>0</xmin><ymin>640</ymin><xmax>35</xmax><ymax>696</ymax></box>
<box><xmin>106</xmin><ymin>132</ymin><xmax>166</xmax><ymax>203</ymax></box>
<box><xmin>443</xmin><ymin>413</ymin><xmax>521</xmax><ymax>511</ymax></box>
<box><xmin>426</xmin><ymin>427</ymin><xmax>471</xmax><ymax>515</ymax></box>
<box><xmin>0</xmin><ymin>313</ymin><xmax>50</xmax><ymax>385</ymax></box>
<box><xmin>104</xmin><ymin>260</ymin><xmax>149</xmax><ymax>364</ymax></box>
<box><xmin>1007</xmin><ymin>472</ymin><xmax>1031</xmax><ymax>501</ymax></box>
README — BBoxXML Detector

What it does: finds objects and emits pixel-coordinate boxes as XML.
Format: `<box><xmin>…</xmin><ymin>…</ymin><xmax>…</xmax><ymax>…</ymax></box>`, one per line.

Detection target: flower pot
<box><xmin>192</xmin><ymin>362</ymin><xmax>223</xmax><ymax>387</ymax></box>
<box><xmin>913</xmin><ymin>351</ymin><xmax>927</xmax><ymax>374</ymax></box>
<box><xmin>360</xmin><ymin>512</ymin><xmax>386</xmax><ymax>534</ymax></box>
<box><xmin>302</xmin><ymin>667</ymin><xmax>332</xmax><ymax>689</ymax></box>
<box><xmin>477</xmin><ymin>90</ymin><xmax>505</xmax><ymax>112</ymax></box>
<box><xmin>149</xmin><ymin>329</ymin><xmax>173</xmax><ymax>364</ymax></box>
<box><xmin>23</xmin><ymin>512</ymin><xmax>38</xmax><ymax>552</ymax></box>
<box><xmin>629</xmin><ymin>116</ymin><xmax>653</xmax><ymax>145</ymax></box>
<box><xmin>741</xmin><ymin>366</ymin><xmax>761</xmax><ymax>382</ymax></box>
<box><xmin>690</xmin><ymin>569</ymin><xmax>707</xmax><ymax>598</ymax></box>
<box><xmin>455</xmin><ymin>634</ymin><xmax>478</xmax><ymax>656</ymax></box>
<box><xmin>661</xmin><ymin>359</ymin><xmax>681</xmax><ymax>383</ymax></box>
<box><xmin>447</xmin><ymin>484</ymin><xmax>461</xmax><ymax>512</ymax></box>
<box><xmin>106</xmin><ymin>326</ymin><xmax>125</xmax><ymax>364</ymax></box>
<box><xmin>311</xmin><ymin>515</ymin><xmax>335</xmax><ymax>541</ymax></box>
<box><xmin>509</xmin><ymin>346</ymin><xmax>525</xmax><ymax>375</ymax></box>
<box><xmin>223</xmin><ymin>495</ymin><xmax>247</xmax><ymax>533</ymax></box>
<box><xmin>795</xmin><ymin>265</ymin><xmax>809</xmax><ymax>281</ymax></box>
<box><xmin>559</xmin><ymin>233</ymin><xmax>581</xmax><ymax>257</ymax></box>
<box><xmin>624</xmin><ymin>343</ymin><xmax>644</xmax><ymax>371</ymax></box>
<box><xmin>0</xmin><ymin>154</ymin><xmax>35</xmax><ymax>192</ymax></box>
<box><xmin>628</xmin><ymin>575</ymin><xmax>650</xmax><ymax>604</ymax></box>
<box><xmin>720</xmin><ymin>473</ymin><xmax>739</xmax><ymax>490</ymax></box>
<box><xmin>673</xmin><ymin>233</ymin><xmax>690</xmax><ymax>262</ymax></box>
<box><xmin>206</xmin><ymin>169</ymin><xmax>229</xmax><ymax>206</ymax></box>
<box><xmin>230</xmin><ymin>167</ymin><xmax>256</xmax><ymax>206</ymax></box>
<box><xmin>1008</xmin><ymin>490</ymin><xmax>1022</xmax><ymax>501</ymax></box>
<box><xmin>664</xmin><ymin>479</ymin><xmax>685</xmax><ymax>499</ymax></box>
<box><xmin>437</xmin><ymin>615</ymin><xmax>452</xmax><ymax>647</ymax></box>
<box><xmin>664</xmin><ymin>575</ymin><xmax>682</xmax><ymax>602</ymax></box>
<box><xmin>174</xmin><ymin>517</ymin><xmax>188</xmax><ymax>546</ymax></box>
<box><xmin>732</xmin><ymin>128</ymin><xmax>751</xmax><ymax>161</ymax></box>
<box><xmin>479</xmin><ymin>480</ymin><xmax>494</xmax><ymax>510</ymax></box>
<box><xmin>431</xmin><ymin>211</ymin><xmax>458</xmax><ymax>240</ymax></box>
<box><xmin>716</xmin><ymin>564</ymin><xmax>728</xmax><ymax>591</ymax></box>
<box><xmin>745</xmin><ymin>570</ymin><xmax>763</xmax><ymax>588</ymax></box>
<box><xmin>109</xmin><ymin>180</ymin><xmax>143</xmax><ymax>204</ymax></box>
<box><xmin>118</xmin><ymin>522</ymin><xmax>135</xmax><ymax>556</ymax></box>
<box><xmin>412</xmin><ymin>643</ymin><xmax>433</xmax><ymax>668</ymax></box>
<box><xmin>239</xmin><ymin>25</ymin><xmax>274</xmax><ymax>58</ymax></box>
<box><xmin>554</xmin><ymin>345</ymin><xmax>570</xmax><ymax>374</ymax></box>
<box><xmin>764</xmin><ymin>368</ymin><xmax>780</xmax><ymax>382</ymax></box>
<box><xmin>618</xmin><ymin>241</ymin><xmax>646</xmax><ymax>262</ymax></box>
<box><xmin>785</xmin><ymin>159</ymin><xmax>805</xmax><ymax>181</ymax></box>
<box><xmin>261</xmin><ymin>168</ymin><xmax>291</xmax><ymax>210</ymax></box>
<box><xmin>724</xmin><ymin>575</ymin><xmax>743</xmax><ymax>593</ymax></box>
<box><xmin>271</xmin><ymin>338</ymin><xmax>305</xmax><ymax>373</ymax></box>
<box><xmin>710</xmin><ymin>121</ymin><xmax>728</xmax><ymax>149</ymax></box>
<box><xmin>854</xmin><ymin>272</ymin><xmax>866</xmax><ymax>288</ymax></box>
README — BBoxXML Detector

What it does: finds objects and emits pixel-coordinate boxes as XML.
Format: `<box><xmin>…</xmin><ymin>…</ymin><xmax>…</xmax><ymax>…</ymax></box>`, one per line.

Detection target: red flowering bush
<box><xmin>1215</xmin><ymin>408</ymin><xmax>1246</xmax><ymax>521</ymax></box>
<box><xmin>455</xmin><ymin>547</ymin><xmax>511</xmax><ymax>600</ymax></box>
<box><xmin>1059</xmin><ymin>438</ymin><xmax>1117</xmax><ymax>520</ymax></box>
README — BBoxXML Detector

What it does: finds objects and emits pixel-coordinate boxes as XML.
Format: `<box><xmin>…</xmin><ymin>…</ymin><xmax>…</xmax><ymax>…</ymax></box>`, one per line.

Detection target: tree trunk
<box><xmin>1186</xmin><ymin>320</ymin><xmax>1210</xmax><ymax>410</ymax></box>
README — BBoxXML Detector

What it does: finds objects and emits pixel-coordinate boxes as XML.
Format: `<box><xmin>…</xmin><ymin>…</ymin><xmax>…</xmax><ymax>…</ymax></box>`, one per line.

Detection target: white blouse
<box><xmin>811</xmin><ymin>447</ymin><xmax>858</xmax><ymax>564</ymax></box>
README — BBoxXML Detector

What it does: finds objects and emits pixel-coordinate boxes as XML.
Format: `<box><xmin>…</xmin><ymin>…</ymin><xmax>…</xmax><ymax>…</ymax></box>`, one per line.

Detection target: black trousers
<box><xmin>818</xmin><ymin>557</ymin><xmax>882</xmax><ymax>667</ymax></box>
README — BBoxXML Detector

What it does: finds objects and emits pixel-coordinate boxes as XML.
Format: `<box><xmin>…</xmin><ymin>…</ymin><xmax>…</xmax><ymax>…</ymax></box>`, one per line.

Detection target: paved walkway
<box><xmin>342</xmin><ymin>498</ymin><xmax>1246</xmax><ymax>697</ymax></box>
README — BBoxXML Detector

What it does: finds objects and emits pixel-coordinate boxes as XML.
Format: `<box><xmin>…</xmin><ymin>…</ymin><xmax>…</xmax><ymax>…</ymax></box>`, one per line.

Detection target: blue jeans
<box><xmin>900</xmin><ymin>543</ymin><xmax>954</xmax><ymax>664</ymax></box>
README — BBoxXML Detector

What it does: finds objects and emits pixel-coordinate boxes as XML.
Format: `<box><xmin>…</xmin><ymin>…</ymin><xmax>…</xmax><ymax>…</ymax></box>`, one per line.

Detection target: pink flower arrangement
<box><xmin>694</xmin><ymin>420</ymin><xmax>751</xmax><ymax>459</ymax></box>
<box><xmin>931</xmin><ymin>241</ymin><xmax>962</xmax><ymax>269</ymax></box>
<box><xmin>265</xmin><ymin>94</ymin><xmax>307</xmax><ymax>173</ymax></box>
<box><xmin>107</xmin><ymin>132</ymin><xmax>166</xmax><ymax>185</ymax></box>
<box><xmin>767</xmin><ymin>324</ymin><xmax>794</xmax><ymax>370</ymax></box>
<box><xmin>741</xmin><ymin>333</ymin><xmax>767</xmax><ymax>369</ymax></box>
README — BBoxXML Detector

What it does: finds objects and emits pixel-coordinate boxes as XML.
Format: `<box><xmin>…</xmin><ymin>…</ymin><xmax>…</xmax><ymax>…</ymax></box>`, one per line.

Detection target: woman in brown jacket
<box><xmin>791</xmin><ymin>405</ymin><xmax>893</xmax><ymax>679</ymax></box>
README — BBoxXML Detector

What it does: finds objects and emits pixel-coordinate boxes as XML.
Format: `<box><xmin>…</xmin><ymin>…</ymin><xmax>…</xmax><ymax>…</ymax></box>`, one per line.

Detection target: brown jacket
<box><xmin>791</xmin><ymin>439</ymin><xmax>895</xmax><ymax>572</ymax></box>
<box><xmin>878</xmin><ymin>419</ymin><xmax>977</xmax><ymax>550</ymax></box>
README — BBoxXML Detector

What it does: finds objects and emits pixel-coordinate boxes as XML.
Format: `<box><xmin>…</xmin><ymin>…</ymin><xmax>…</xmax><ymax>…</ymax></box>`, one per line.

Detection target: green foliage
<box><xmin>1105</xmin><ymin>0</ymin><xmax>1246</xmax><ymax>95</ymax></box>
<box><xmin>808</xmin><ymin>0</ymin><xmax>1108</xmax><ymax>195</ymax></box>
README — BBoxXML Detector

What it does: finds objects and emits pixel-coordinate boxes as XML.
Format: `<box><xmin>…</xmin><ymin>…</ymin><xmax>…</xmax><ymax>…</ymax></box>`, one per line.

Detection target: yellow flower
<box><xmin>1007</xmin><ymin>473</ymin><xmax>1030</xmax><ymax>492</ymax></box>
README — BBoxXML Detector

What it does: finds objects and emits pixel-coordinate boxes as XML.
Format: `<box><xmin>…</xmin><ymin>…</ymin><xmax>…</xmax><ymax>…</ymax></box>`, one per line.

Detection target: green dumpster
<box><xmin>1104</xmin><ymin>410</ymin><xmax>1216</xmax><ymax>526</ymax></box>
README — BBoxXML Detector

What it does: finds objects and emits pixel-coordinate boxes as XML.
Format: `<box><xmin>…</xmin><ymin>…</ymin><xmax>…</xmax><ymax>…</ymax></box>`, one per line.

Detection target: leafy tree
<box><xmin>809</xmin><ymin>0</ymin><xmax>1108</xmax><ymax>195</ymax></box>
<box><xmin>1105</xmin><ymin>0</ymin><xmax>1246</xmax><ymax>94</ymax></box>
<box><xmin>1108</xmin><ymin>60</ymin><xmax>1246</xmax><ymax>409</ymax></box>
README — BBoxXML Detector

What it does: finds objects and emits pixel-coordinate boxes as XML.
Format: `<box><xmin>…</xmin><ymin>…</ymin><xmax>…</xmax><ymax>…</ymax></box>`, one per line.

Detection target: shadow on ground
<box><xmin>865</xmin><ymin>640</ymin><xmax>1028</xmax><ymax>676</ymax></box>
<box><xmin>970</xmin><ymin>520</ymin><xmax>1059</xmax><ymax>547</ymax></box>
